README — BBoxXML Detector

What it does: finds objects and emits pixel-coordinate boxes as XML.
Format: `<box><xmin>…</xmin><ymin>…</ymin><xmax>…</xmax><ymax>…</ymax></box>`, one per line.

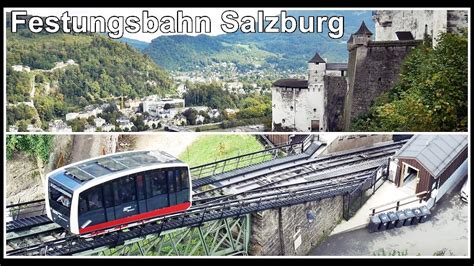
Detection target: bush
<box><xmin>6</xmin><ymin>135</ymin><xmax>54</xmax><ymax>162</ymax></box>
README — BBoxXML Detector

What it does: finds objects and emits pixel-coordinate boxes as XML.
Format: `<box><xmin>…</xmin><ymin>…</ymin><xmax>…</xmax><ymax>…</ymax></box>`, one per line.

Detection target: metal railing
<box><xmin>369</xmin><ymin>191</ymin><xmax>429</xmax><ymax>216</ymax></box>
<box><xmin>6</xmin><ymin>199</ymin><xmax>47</xmax><ymax>221</ymax></box>
<box><xmin>343</xmin><ymin>162</ymin><xmax>389</xmax><ymax>220</ymax></box>
<box><xmin>190</xmin><ymin>142</ymin><xmax>305</xmax><ymax>179</ymax></box>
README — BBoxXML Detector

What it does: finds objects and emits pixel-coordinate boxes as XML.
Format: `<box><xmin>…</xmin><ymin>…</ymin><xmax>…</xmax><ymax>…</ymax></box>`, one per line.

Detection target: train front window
<box><xmin>49</xmin><ymin>182</ymin><xmax>72</xmax><ymax>216</ymax></box>
<box><xmin>50</xmin><ymin>183</ymin><xmax>71</xmax><ymax>209</ymax></box>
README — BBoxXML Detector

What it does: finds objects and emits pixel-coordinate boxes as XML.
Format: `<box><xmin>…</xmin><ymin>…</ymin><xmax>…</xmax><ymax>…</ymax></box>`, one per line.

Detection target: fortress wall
<box><xmin>447</xmin><ymin>10</ymin><xmax>469</xmax><ymax>34</ymax></box>
<box><xmin>344</xmin><ymin>41</ymin><xmax>419</xmax><ymax>130</ymax></box>
<box><xmin>324</xmin><ymin>76</ymin><xmax>347</xmax><ymax>131</ymax></box>
<box><xmin>249</xmin><ymin>196</ymin><xmax>343</xmax><ymax>256</ymax></box>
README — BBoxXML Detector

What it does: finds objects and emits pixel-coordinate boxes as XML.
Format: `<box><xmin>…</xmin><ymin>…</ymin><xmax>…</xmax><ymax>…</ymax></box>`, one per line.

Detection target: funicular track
<box><xmin>5</xmin><ymin>139</ymin><xmax>407</xmax><ymax>256</ymax></box>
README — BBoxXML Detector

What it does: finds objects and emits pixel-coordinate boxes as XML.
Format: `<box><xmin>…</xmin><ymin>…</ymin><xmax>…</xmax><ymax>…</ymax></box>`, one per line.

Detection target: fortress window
<box><xmin>290</xmin><ymin>106</ymin><xmax>294</xmax><ymax>111</ymax></box>
<box><xmin>282</xmin><ymin>119</ymin><xmax>286</xmax><ymax>123</ymax></box>
<box><xmin>378</xmin><ymin>77</ymin><xmax>382</xmax><ymax>82</ymax></box>
<box><xmin>313</xmin><ymin>108</ymin><xmax>317</xmax><ymax>112</ymax></box>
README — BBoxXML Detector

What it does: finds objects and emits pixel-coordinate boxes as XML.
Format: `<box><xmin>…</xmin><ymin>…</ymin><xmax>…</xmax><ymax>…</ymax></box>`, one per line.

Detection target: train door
<box><xmin>167</xmin><ymin>169</ymin><xmax>177</xmax><ymax>206</ymax></box>
<box><xmin>78</xmin><ymin>186</ymin><xmax>107</xmax><ymax>229</ymax></box>
<box><xmin>113</xmin><ymin>175</ymin><xmax>139</xmax><ymax>219</ymax></box>
<box><xmin>135</xmin><ymin>174</ymin><xmax>147</xmax><ymax>214</ymax></box>
<box><xmin>103</xmin><ymin>182</ymin><xmax>115</xmax><ymax>221</ymax></box>
<box><xmin>145</xmin><ymin>169</ymin><xmax>169</xmax><ymax>211</ymax></box>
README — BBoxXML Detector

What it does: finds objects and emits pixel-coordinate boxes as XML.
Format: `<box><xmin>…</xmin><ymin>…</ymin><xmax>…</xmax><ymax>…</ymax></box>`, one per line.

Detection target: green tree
<box><xmin>352</xmin><ymin>32</ymin><xmax>468</xmax><ymax>132</ymax></box>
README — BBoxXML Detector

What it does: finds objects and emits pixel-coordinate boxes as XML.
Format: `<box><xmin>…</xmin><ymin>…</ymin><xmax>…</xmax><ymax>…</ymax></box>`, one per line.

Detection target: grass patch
<box><xmin>179</xmin><ymin>135</ymin><xmax>264</xmax><ymax>167</ymax></box>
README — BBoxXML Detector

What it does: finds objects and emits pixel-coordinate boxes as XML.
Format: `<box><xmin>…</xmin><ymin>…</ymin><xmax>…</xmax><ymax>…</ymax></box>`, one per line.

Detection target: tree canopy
<box><xmin>352</xmin><ymin>32</ymin><xmax>468</xmax><ymax>132</ymax></box>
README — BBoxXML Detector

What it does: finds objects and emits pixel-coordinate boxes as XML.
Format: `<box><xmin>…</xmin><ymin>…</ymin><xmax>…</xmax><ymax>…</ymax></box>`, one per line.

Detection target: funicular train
<box><xmin>45</xmin><ymin>150</ymin><xmax>192</xmax><ymax>235</ymax></box>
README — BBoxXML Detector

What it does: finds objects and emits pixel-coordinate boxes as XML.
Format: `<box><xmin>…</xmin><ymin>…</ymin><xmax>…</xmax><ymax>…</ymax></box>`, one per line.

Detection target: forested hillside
<box><xmin>6</xmin><ymin>13</ymin><xmax>173</xmax><ymax>129</ymax></box>
<box><xmin>135</xmin><ymin>10</ymin><xmax>374</xmax><ymax>71</ymax></box>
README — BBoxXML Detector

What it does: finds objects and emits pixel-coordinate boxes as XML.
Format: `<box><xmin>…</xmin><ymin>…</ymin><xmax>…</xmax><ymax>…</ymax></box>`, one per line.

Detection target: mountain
<box><xmin>116</xmin><ymin>37</ymin><xmax>149</xmax><ymax>51</ymax></box>
<box><xmin>142</xmin><ymin>34</ymin><xmax>278</xmax><ymax>71</ymax></box>
<box><xmin>131</xmin><ymin>10</ymin><xmax>374</xmax><ymax>72</ymax></box>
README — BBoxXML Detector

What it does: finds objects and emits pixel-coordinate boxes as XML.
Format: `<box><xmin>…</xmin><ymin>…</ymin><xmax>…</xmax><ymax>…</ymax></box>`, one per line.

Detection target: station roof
<box><xmin>63</xmin><ymin>150</ymin><xmax>182</xmax><ymax>183</ymax></box>
<box><xmin>394</xmin><ymin>135</ymin><xmax>468</xmax><ymax>178</ymax></box>
<box><xmin>272</xmin><ymin>79</ymin><xmax>308</xmax><ymax>89</ymax></box>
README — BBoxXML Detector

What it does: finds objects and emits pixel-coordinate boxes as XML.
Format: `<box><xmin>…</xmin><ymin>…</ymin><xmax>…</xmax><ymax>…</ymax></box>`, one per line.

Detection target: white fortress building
<box><xmin>271</xmin><ymin>53</ymin><xmax>347</xmax><ymax>132</ymax></box>
<box><xmin>372</xmin><ymin>10</ymin><xmax>468</xmax><ymax>45</ymax></box>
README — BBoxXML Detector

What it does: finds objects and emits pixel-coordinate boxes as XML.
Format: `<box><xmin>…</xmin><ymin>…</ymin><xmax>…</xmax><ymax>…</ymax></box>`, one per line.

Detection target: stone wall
<box><xmin>249</xmin><ymin>196</ymin><xmax>343</xmax><ymax>256</ymax></box>
<box><xmin>324</xmin><ymin>76</ymin><xmax>347</xmax><ymax>131</ymax></box>
<box><xmin>343</xmin><ymin>40</ymin><xmax>420</xmax><ymax>130</ymax></box>
<box><xmin>322</xmin><ymin>134</ymin><xmax>393</xmax><ymax>155</ymax></box>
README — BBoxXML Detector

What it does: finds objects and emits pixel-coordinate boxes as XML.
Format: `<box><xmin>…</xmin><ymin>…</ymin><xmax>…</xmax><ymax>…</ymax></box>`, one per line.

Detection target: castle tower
<box><xmin>307</xmin><ymin>52</ymin><xmax>327</xmax><ymax>132</ymax></box>
<box><xmin>347</xmin><ymin>21</ymin><xmax>373</xmax><ymax>51</ymax></box>
<box><xmin>343</xmin><ymin>21</ymin><xmax>373</xmax><ymax>130</ymax></box>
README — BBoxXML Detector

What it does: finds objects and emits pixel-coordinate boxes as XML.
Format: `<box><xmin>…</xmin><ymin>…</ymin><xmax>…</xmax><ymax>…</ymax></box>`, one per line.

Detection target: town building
<box><xmin>100</xmin><ymin>123</ymin><xmax>115</xmax><ymax>132</ymax></box>
<box><xmin>48</xmin><ymin>120</ymin><xmax>72</xmax><ymax>132</ymax></box>
<box><xmin>65</xmin><ymin>112</ymin><xmax>79</xmax><ymax>121</ymax></box>
<box><xmin>84</xmin><ymin>124</ymin><xmax>97</xmax><ymax>132</ymax></box>
<box><xmin>94</xmin><ymin>117</ymin><xmax>106</xmax><ymax>128</ymax></box>
<box><xmin>8</xmin><ymin>125</ymin><xmax>19</xmax><ymax>132</ymax></box>
<box><xmin>142</xmin><ymin>96</ymin><xmax>185</xmax><ymax>117</ymax></box>
<box><xmin>11</xmin><ymin>65</ymin><xmax>31</xmax><ymax>72</ymax></box>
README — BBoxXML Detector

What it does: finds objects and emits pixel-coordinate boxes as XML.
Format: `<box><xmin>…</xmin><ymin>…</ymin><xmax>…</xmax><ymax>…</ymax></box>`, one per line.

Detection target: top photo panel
<box><xmin>5</xmin><ymin>8</ymin><xmax>469</xmax><ymax>133</ymax></box>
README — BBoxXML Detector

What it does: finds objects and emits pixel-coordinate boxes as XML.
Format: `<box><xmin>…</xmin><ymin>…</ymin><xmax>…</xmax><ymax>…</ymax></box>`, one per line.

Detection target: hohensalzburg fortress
<box><xmin>271</xmin><ymin>10</ymin><xmax>468</xmax><ymax>132</ymax></box>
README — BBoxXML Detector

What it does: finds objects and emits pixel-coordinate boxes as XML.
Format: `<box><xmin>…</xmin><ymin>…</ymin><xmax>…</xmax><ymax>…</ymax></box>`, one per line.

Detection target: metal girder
<box><xmin>75</xmin><ymin>214</ymin><xmax>251</xmax><ymax>256</ymax></box>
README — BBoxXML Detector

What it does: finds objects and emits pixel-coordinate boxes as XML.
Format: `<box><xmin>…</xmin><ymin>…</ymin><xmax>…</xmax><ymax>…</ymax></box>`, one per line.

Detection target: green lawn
<box><xmin>178</xmin><ymin>135</ymin><xmax>264</xmax><ymax>167</ymax></box>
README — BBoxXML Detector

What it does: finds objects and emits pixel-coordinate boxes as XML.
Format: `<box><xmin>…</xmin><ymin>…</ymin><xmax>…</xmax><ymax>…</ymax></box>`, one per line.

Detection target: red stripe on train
<box><xmin>79</xmin><ymin>201</ymin><xmax>191</xmax><ymax>234</ymax></box>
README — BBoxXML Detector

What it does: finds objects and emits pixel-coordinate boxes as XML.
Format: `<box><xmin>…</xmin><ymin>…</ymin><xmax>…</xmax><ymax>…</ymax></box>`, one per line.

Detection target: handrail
<box><xmin>369</xmin><ymin>190</ymin><xmax>428</xmax><ymax>216</ymax></box>
<box><xmin>7</xmin><ymin>199</ymin><xmax>45</xmax><ymax>208</ymax></box>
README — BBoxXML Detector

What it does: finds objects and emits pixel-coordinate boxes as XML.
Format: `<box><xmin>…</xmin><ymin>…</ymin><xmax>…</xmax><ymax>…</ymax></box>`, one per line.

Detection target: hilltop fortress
<box><xmin>271</xmin><ymin>10</ymin><xmax>468</xmax><ymax>132</ymax></box>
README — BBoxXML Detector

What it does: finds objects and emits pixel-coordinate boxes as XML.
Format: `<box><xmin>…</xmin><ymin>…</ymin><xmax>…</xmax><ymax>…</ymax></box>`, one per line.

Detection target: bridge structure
<box><xmin>5</xmin><ymin>136</ymin><xmax>407</xmax><ymax>256</ymax></box>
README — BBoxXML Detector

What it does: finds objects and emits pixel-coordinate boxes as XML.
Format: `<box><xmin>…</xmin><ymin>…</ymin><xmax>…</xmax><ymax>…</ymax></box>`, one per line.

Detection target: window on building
<box><xmin>290</xmin><ymin>106</ymin><xmax>294</xmax><ymax>111</ymax></box>
<box><xmin>282</xmin><ymin>119</ymin><xmax>286</xmax><ymax>123</ymax></box>
<box><xmin>313</xmin><ymin>108</ymin><xmax>317</xmax><ymax>112</ymax></box>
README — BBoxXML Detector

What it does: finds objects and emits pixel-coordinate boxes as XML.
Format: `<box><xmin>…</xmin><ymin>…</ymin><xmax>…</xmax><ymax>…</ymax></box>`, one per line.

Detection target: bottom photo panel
<box><xmin>5</xmin><ymin>133</ymin><xmax>469</xmax><ymax>257</ymax></box>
